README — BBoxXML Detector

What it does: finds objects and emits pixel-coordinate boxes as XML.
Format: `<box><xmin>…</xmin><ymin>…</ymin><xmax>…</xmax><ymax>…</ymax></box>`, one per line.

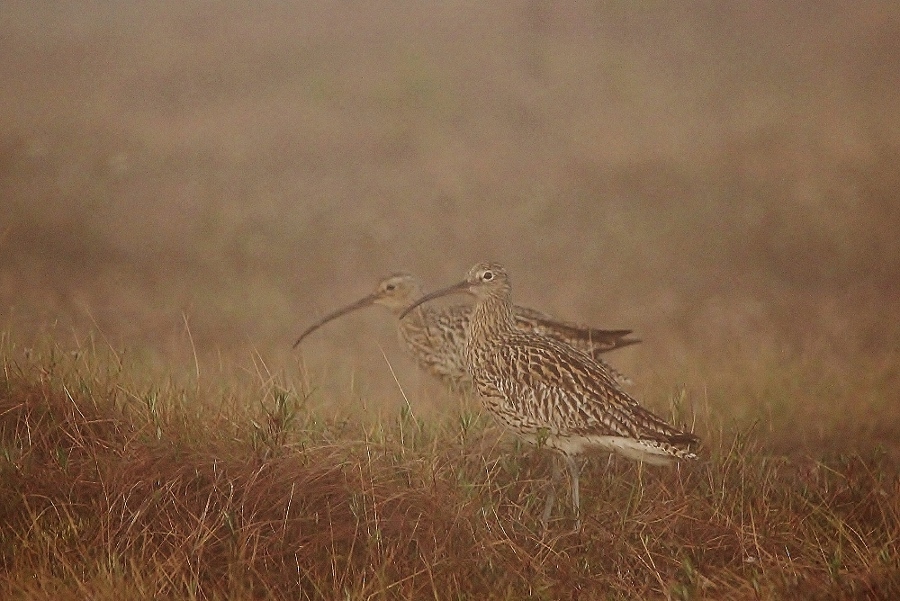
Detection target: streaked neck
<box><xmin>468</xmin><ymin>291</ymin><xmax>515</xmax><ymax>347</ymax></box>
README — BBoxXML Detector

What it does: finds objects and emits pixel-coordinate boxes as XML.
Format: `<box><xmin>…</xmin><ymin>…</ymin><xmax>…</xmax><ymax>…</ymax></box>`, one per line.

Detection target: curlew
<box><xmin>293</xmin><ymin>273</ymin><xmax>638</xmax><ymax>390</ymax></box>
<box><xmin>401</xmin><ymin>263</ymin><xmax>699</xmax><ymax>531</ymax></box>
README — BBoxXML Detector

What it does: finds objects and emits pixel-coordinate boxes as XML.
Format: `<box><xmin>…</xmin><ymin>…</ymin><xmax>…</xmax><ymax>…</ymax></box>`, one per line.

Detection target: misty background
<box><xmin>2</xmin><ymin>1</ymin><xmax>898</xmax><ymax>411</ymax></box>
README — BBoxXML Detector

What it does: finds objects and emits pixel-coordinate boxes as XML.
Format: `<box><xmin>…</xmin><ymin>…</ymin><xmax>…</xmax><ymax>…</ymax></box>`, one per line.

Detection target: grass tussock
<box><xmin>1</xmin><ymin>342</ymin><xmax>898</xmax><ymax>600</ymax></box>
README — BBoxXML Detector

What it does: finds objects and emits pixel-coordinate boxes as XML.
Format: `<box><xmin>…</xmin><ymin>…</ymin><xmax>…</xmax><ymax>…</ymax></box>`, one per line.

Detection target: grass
<box><xmin>1</xmin><ymin>337</ymin><xmax>897</xmax><ymax>600</ymax></box>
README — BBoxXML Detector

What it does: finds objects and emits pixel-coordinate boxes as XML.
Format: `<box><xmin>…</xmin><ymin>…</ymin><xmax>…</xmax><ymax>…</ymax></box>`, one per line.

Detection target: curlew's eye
<box><xmin>482</xmin><ymin>270</ymin><xmax>494</xmax><ymax>281</ymax></box>
<box><xmin>385</xmin><ymin>283</ymin><xmax>396</xmax><ymax>291</ymax></box>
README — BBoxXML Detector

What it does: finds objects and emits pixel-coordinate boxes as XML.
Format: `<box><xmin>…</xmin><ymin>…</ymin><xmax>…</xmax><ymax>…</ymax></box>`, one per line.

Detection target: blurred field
<box><xmin>1</xmin><ymin>1</ymin><xmax>900</xmax><ymax>598</ymax></box>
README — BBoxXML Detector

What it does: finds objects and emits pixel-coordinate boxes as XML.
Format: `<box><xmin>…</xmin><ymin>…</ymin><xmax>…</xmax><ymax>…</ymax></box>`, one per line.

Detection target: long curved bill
<box><xmin>399</xmin><ymin>280</ymin><xmax>469</xmax><ymax>319</ymax></box>
<box><xmin>292</xmin><ymin>293</ymin><xmax>379</xmax><ymax>348</ymax></box>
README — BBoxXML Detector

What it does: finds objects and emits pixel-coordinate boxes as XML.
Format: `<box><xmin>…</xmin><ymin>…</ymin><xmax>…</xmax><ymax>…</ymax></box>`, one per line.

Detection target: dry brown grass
<box><xmin>1</xmin><ymin>338</ymin><xmax>898</xmax><ymax>600</ymax></box>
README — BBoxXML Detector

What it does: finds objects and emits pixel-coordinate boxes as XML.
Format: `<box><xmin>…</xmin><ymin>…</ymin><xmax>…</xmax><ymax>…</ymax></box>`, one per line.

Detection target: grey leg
<box><xmin>565</xmin><ymin>455</ymin><xmax>582</xmax><ymax>532</ymax></box>
<box><xmin>541</xmin><ymin>453</ymin><xmax>563</xmax><ymax>529</ymax></box>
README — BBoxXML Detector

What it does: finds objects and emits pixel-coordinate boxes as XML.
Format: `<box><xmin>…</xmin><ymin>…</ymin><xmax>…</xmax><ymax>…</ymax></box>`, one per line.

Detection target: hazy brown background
<box><xmin>2</xmin><ymin>1</ymin><xmax>899</xmax><ymax>398</ymax></box>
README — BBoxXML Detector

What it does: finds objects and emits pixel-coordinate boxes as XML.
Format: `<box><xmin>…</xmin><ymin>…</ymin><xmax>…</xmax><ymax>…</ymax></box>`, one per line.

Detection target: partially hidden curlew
<box><xmin>401</xmin><ymin>263</ymin><xmax>699</xmax><ymax>531</ymax></box>
<box><xmin>293</xmin><ymin>273</ymin><xmax>638</xmax><ymax>390</ymax></box>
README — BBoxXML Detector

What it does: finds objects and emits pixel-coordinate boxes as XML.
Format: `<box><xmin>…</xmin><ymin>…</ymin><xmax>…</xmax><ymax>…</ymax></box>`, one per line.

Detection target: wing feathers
<box><xmin>476</xmin><ymin>331</ymin><xmax>696</xmax><ymax>448</ymax></box>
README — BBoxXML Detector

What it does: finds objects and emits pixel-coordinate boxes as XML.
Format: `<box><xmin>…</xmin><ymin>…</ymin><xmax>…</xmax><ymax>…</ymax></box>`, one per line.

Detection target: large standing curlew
<box><xmin>293</xmin><ymin>273</ymin><xmax>638</xmax><ymax>390</ymax></box>
<box><xmin>401</xmin><ymin>263</ymin><xmax>699</xmax><ymax>530</ymax></box>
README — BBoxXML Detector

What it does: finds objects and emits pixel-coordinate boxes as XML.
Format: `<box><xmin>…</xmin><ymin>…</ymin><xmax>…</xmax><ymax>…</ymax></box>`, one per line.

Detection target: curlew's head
<box><xmin>293</xmin><ymin>273</ymin><xmax>423</xmax><ymax>348</ymax></box>
<box><xmin>462</xmin><ymin>262</ymin><xmax>511</xmax><ymax>299</ymax></box>
<box><xmin>400</xmin><ymin>262</ymin><xmax>511</xmax><ymax>318</ymax></box>
<box><xmin>370</xmin><ymin>273</ymin><xmax>424</xmax><ymax>310</ymax></box>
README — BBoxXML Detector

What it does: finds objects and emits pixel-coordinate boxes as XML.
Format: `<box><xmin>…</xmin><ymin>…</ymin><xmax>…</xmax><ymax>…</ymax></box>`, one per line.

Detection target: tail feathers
<box><xmin>552</xmin><ymin>325</ymin><xmax>640</xmax><ymax>356</ymax></box>
<box><xmin>576</xmin><ymin>434</ymin><xmax>699</xmax><ymax>465</ymax></box>
<box><xmin>512</xmin><ymin>307</ymin><xmax>640</xmax><ymax>354</ymax></box>
<box><xmin>582</xmin><ymin>330</ymin><xmax>641</xmax><ymax>353</ymax></box>
<box><xmin>667</xmin><ymin>432</ymin><xmax>701</xmax><ymax>447</ymax></box>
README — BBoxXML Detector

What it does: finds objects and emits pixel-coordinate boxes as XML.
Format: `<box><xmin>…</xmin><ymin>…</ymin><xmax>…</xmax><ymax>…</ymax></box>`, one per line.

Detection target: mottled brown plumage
<box><xmin>294</xmin><ymin>273</ymin><xmax>638</xmax><ymax>389</ymax></box>
<box><xmin>401</xmin><ymin>263</ymin><xmax>699</xmax><ymax>530</ymax></box>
